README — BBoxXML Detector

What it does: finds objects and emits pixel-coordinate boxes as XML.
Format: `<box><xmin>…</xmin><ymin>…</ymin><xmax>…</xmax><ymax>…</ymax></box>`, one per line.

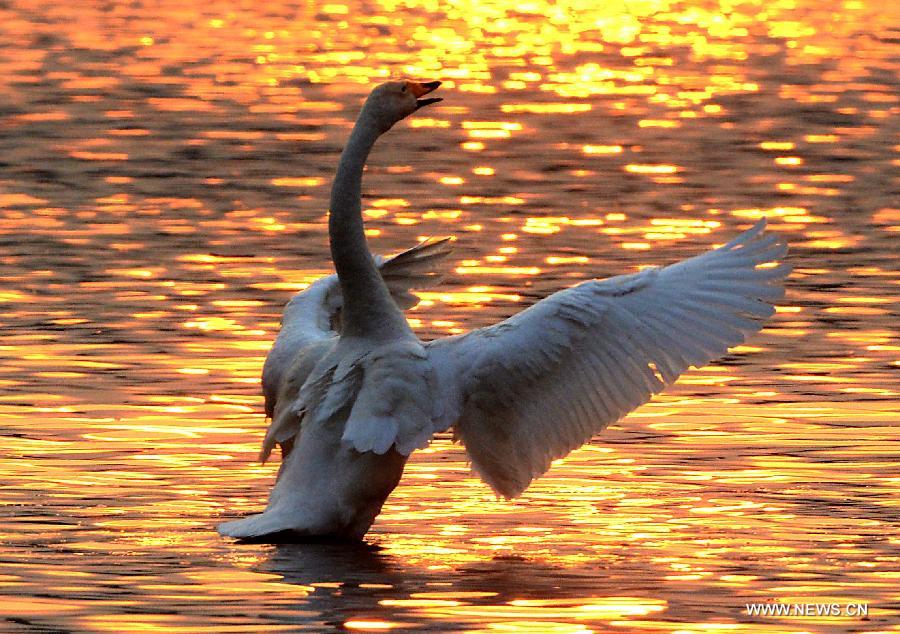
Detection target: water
<box><xmin>1</xmin><ymin>0</ymin><xmax>898</xmax><ymax>631</ymax></box>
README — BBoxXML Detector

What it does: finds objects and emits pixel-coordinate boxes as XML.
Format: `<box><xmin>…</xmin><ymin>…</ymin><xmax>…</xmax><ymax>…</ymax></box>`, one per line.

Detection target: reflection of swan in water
<box><xmin>262</xmin><ymin>541</ymin><xmax>393</xmax><ymax>586</ymax></box>
<box><xmin>256</xmin><ymin>543</ymin><xmax>672</xmax><ymax>630</ymax></box>
<box><xmin>218</xmin><ymin>80</ymin><xmax>790</xmax><ymax>541</ymax></box>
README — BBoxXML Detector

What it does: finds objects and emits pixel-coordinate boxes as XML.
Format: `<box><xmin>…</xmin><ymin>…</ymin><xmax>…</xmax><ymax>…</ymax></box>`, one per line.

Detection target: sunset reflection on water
<box><xmin>1</xmin><ymin>0</ymin><xmax>897</xmax><ymax>630</ymax></box>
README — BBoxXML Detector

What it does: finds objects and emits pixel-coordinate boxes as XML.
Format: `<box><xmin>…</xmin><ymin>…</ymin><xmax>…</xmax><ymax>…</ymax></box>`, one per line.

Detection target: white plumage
<box><xmin>218</xmin><ymin>80</ymin><xmax>790</xmax><ymax>541</ymax></box>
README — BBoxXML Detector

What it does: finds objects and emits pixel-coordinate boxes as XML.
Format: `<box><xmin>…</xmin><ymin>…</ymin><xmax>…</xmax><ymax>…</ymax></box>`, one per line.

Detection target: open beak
<box><xmin>408</xmin><ymin>80</ymin><xmax>442</xmax><ymax>110</ymax></box>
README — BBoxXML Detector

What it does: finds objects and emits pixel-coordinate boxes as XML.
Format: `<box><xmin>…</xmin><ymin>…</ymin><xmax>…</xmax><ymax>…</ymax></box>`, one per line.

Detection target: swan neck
<box><xmin>328</xmin><ymin>113</ymin><xmax>406</xmax><ymax>338</ymax></box>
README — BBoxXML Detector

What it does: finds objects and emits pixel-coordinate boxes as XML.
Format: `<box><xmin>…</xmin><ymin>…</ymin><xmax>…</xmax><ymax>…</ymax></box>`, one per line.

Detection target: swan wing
<box><xmin>377</xmin><ymin>236</ymin><xmax>453</xmax><ymax>311</ymax></box>
<box><xmin>263</xmin><ymin>340</ymin><xmax>435</xmax><ymax>462</ymax></box>
<box><xmin>426</xmin><ymin>219</ymin><xmax>789</xmax><ymax>498</ymax></box>
<box><xmin>260</xmin><ymin>337</ymin><xmax>335</xmax><ymax>463</ymax></box>
<box><xmin>338</xmin><ymin>340</ymin><xmax>437</xmax><ymax>456</ymax></box>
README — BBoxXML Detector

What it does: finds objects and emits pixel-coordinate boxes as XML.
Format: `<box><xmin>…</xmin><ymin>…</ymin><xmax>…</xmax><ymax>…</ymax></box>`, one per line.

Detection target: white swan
<box><xmin>218</xmin><ymin>80</ymin><xmax>790</xmax><ymax>541</ymax></box>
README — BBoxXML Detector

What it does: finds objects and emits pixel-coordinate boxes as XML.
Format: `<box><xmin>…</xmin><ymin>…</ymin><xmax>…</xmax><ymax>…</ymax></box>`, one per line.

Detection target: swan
<box><xmin>218</xmin><ymin>79</ymin><xmax>790</xmax><ymax>541</ymax></box>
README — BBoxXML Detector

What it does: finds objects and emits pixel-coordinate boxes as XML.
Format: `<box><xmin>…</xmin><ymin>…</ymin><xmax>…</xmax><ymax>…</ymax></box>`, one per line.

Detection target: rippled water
<box><xmin>1</xmin><ymin>0</ymin><xmax>898</xmax><ymax>631</ymax></box>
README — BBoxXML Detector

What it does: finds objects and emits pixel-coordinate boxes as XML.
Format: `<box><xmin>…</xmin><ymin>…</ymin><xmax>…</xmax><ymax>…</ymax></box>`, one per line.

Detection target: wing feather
<box><xmin>427</xmin><ymin>219</ymin><xmax>789</xmax><ymax>498</ymax></box>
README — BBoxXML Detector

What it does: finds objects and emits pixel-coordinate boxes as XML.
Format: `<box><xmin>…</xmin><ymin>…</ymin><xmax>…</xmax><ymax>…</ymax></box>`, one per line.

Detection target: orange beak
<box><xmin>407</xmin><ymin>80</ymin><xmax>442</xmax><ymax>110</ymax></box>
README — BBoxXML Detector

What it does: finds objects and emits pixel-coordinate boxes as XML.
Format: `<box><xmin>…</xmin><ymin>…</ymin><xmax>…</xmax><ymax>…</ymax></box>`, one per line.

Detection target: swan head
<box><xmin>361</xmin><ymin>80</ymin><xmax>442</xmax><ymax>133</ymax></box>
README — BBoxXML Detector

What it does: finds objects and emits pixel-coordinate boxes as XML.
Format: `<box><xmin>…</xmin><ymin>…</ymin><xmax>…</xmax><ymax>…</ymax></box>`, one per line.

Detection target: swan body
<box><xmin>218</xmin><ymin>80</ymin><xmax>790</xmax><ymax>541</ymax></box>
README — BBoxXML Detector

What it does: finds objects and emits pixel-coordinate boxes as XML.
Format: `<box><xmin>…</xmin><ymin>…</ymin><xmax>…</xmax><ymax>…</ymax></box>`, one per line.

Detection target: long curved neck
<box><xmin>328</xmin><ymin>112</ymin><xmax>407</xmax><ymax>339</ymax></box>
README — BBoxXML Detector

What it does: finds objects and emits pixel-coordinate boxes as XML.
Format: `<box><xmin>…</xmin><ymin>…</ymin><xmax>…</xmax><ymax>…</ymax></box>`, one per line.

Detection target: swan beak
<box><xmin>409</xmin><ymin>80</ymin><xmax>442</xmax><ymax>110</ymax></box>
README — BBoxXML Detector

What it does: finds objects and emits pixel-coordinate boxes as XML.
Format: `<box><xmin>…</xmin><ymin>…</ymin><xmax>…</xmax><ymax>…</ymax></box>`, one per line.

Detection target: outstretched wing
<box><xmin>426</xmin><ymin>220</ymin><xmax>789</xmax><ymax>498</ymax></box>
<box><xmin>262</xmin><ymin>237</ymin><xmax>452</xmax><ymax>417</ymax></box>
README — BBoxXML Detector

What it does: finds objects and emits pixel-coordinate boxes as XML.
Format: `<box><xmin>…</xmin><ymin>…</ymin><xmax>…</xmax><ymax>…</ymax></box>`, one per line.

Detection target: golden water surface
<box><xmin>1</xmin><ymin>0</ymin><xmax>898</xmax><ymax>631</ymax></box>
